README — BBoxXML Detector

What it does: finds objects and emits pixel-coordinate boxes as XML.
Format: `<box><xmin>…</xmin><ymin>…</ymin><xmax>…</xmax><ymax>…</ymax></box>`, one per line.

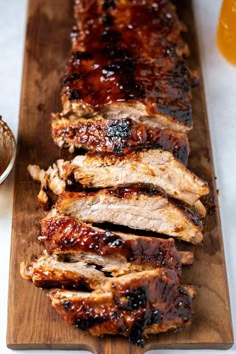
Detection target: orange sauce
<box><xmin>217</xmin><ymin>0</ymin><xmax>236</xmax><ymax>65</ymax></box>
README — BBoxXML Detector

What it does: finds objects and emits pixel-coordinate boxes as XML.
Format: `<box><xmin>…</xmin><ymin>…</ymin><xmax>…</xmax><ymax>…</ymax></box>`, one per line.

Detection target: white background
<box><xmin>0</xmin><ymin>1</ymin><xmax>235</xmax><ymax>353</ymax></box>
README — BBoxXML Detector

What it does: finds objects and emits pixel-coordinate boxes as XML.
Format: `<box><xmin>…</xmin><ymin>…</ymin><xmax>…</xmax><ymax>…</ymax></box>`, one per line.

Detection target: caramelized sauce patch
<box><xmin>64</xmin><ymin>0</ymin><xmax>194</xmax><ymax>125</ymax></box>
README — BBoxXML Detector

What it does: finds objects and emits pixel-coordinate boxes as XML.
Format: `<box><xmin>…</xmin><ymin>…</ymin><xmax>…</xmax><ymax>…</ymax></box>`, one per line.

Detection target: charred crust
<box><xmin>102</xmin><ymin>231</ymin><xmax>125</xmax><ymax>249</ymax></box>
<box><xmin>126</xmin><ymin>287</ymin><xmax>147</xmax><ymax>311</ymax></box>
<box><xmin>114</xmin><ymin>286</ymin><xmax>148</xmax><ymax>311</ymax></box>
<box><xmin>128</xmin><ymin>309</ymin><xmax>163</xmax><ymax>346</ymax></box>
<box><xmin>52</xmin><ymin>117</ymin><xmax>188</xmax><ymax>163</ymax></box>
<box><xmin>178</xmin><ymin>287</ymin><xmax>193</xmax><ymax>307</ymax></box>
<box><xmin>41</xmin><ymin>216</ymin><xmax>182</xmax><ymax>275</ymax></box>
<box><xmin>74</xmin><ymin>51</ymin><xmax>94</xmax><ymax>61</ymax></box>
<box><xmin>102</xmin><ymin>0</ymin><xmax>117</xmax><ymax>11</ymax></box>
<box><xmin>129</xmin><ymin>319</ymin><xmax>145</xmax><ymax>347</ymax></box>
<box><xmin>63</xmin><ymin>73</ymin><xmax>82</xmax><ymax>84</ymax></box>
<box><xmin>157</xmin><ymin>103</ymin><xmax>192</xmax><ymax>127</ymax></box>
<box><xmin>150</xmin><ymin>309</ymin><xmax>163</xmax><ymax>324</ymax></box>
<box><xmin>103</xmin><ymin>13</ymin><xmax>114</xmax><ymax>27</ymax></box>
<box><xmin>74</xmin><ymin>315</ymin><xmax>108</xmax><ymax>330</ymax></box>
<box><xmin>69</xmin><ymin>90</ymin><xmax>81</xmax><ymax>101</ymax></box>
<box><xmin>170</xmin><ymin>197</ymin><xmax>202</xmax><ymax>227</ymax></box>
<box><xmin>62</xmin><ymin>300</ymin><xmax>73</xmax><ymax>311</ymax></box>
<box><xmin>174</xmin><ymin>144</ymin><xmax>188</xmax><ymax>166</ymax></box>
<box><xmin>107</xmin><ymin>120</ymin><xmax>131</xmax><ymax>138</ymax></box>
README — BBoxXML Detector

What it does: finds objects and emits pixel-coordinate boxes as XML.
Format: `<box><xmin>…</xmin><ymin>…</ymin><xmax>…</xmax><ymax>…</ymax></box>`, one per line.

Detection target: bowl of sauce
<box><xmin>0</xmin><ymin>116</ymin><xmax>16</xmax><ymax>184</ymax></box>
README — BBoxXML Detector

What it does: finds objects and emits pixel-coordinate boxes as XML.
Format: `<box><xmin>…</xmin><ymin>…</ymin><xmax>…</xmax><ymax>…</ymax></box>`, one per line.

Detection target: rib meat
<box><xmin>19</xmin><ymin>0</ymin><xmax>203</xmax><ymax>346</ymax></box>
<box><xmin>49</xmin><ymin>269</ymin><xmax>195</xmax><ymax>346</ymax></box>
<box><xmin>54</xmin><ymin>0</ymin><xmax>199</xmax><ymax>151</ymax></box>
<box><xmin>21</xmin><ymin>252</ymin><xmax>111</xmax><ymax>290</ymax></box>
<box><xmin>70</xmin><ymin>151</ymin><xmax>208</xmax><ymax>205</ymax></box>
<box><xmin>21</xmin><ymin>251</ymin><xmax>160</xmax><ymax>290</ymax></box>
<box><xmin>20</xmin><ymin>246</ymin><xmax>185</xmax><ymax>290</ymax></box>
<box><xmin>40</xmin><ymin>215</ymin><xmax>192</xmax><ymax>268</ymax></box>
<box><xmin>73</xmin><ymin>0</ymin><xmax>189</xmax><ymax>58</ymax></box>
<box><xmin>28</xmin><ymin>149</ymin><xmax>208</xmax><ymax>206</ymax></box>
<box><xmin>55</xmin><ymin>184</ymin><xmax>203</xmax><ymax>244</ymax></box>
<box><xmin>21</xmin><ymin>216</ymin><xmax>193</xmax><ymax>289</ymax></box>
<box><xmin>51</xmin><ymin>114</ymin><xmax>189</xmax><ymax>161</ymax></box>
<box><xmin>61</xmin><ymin>55</ymin><xmax>195</xmax><ymax>133</ymax></box>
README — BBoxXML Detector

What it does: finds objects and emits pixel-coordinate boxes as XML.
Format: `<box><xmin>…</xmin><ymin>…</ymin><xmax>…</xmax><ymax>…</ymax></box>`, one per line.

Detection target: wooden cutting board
<box><xmin>7</xmin><ymin>0</ymin><xmax>233</xmax><ymax>351</ymax></box>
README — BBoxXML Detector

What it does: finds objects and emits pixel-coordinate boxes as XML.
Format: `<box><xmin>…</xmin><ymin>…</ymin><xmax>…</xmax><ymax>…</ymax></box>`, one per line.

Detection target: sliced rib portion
<box><xmin>71</xmin><ymin>151</ymin><xmax>208</xmax><ymax>206</ymax></box>
<box><xmin>55</xmin><ymin>184</ymin><xmax>203</xmax><ymax>244</ymax></box>
<box><xmin>49</xmin><ymin>269</ymin><xmax>195</xmax><ymax>346</ymax></box>
<box><xmin>21</xmin><ymin>251</ymin><xmax>159</xmax><ymax>289</ymax></box>
<box><xmin>28</xmin><ymin>149</ymin><xmax>208</xmax><ymax>206</ymax></box>
<box><xmin>20</xmin><ymin>248</ymin><xmax>184</xmax><ymax>290</ymax></box>
<box><xmin>51</xmin><ymin>114</ymin><xmax>189</xmax><ymax>162</ymax></box>
<box><xmin>21</xmin><ymin>250</ymin><xmax>193</xmax><ymax>290</ymax></box>
<box><xmin>20</xmin><ymin>217</ymin><xmax>193</xmax><ymax>289</ymax></box>
<box><xmin>39</xmin><ymin>215</ymin><xmax>193</xmax><ymax>268</ymax></box>
<box><xmin>20</xmin><ymin>252</ymin><xmax>111</xmax><ymax>290</ymax></box>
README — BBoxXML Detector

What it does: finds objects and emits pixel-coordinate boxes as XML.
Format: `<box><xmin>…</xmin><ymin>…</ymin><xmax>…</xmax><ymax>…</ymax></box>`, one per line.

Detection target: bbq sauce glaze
<box><xmin>63</xmin><ymin>0</ymin><xmax>194</xmax><ymax>126</ymax></box>
<box><xmin>52</xmin><ymin>116</ymin><xmax>189</xmax><ymax>162</ymax></box>
<box><xmin>57</xmin><ymin>269</ymin><xmax>193</xmax><ymax>346</ymax></box>
<box><xmin>40</xmin><ymin>216</ymin><xmax>182</xmax><ymax>274</ymax></box>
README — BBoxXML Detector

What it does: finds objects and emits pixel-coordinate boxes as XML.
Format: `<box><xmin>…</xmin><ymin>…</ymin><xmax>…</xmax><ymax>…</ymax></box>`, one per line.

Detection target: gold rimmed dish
<box><xmin>0</xmin><ymin>116</ymin><xmax>16</xmax><ymax>184</ymax></box>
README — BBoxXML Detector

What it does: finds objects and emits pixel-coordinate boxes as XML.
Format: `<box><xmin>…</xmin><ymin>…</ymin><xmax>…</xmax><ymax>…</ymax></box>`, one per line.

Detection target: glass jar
<box><xmin>217</xmin><ymin>0</ymin><xmax>236</xmax><ymax>65</ymax></box>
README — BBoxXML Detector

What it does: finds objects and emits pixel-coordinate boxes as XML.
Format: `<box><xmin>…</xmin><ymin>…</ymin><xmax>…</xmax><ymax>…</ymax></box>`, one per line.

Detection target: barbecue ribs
<box><xmin>51</xmin><ymin>114</ymin><xmax>190</xmax><ymax>160</ymax></box>
<box><xmin>49</xmin><ymin>269</ymin><xmax>195</xmax><ymax>345</ymax></box>
<box><xmin>20</xmin><ymin>0</ymin><xmax>207</xmax><ymax>345</ymax></box>
<box><xmin>28</xmin><ymin>148</ymin><xmax>208</xmax><ymax>206</ymax></box>
<box><xmin>55</xmin><ymin>184</ymin><xmax>203</xmax><ymax>244</ymax></box>
<box><xmin>21</xmin><ymin>216</ymin><xmax>193</xmax><ymax>290</ymax></box>
<box><xmin>39</xmin><ymin>216</ymin><xmax>189</xmax><ymax>268</ymax></box>
<box><xmin>52</xmin><ymin>0</ymin><xmax>199</xmax><ymax>155</ymax></box>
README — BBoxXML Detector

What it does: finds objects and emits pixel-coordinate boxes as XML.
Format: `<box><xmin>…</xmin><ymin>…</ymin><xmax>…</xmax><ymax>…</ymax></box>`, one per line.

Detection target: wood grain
<box><xmin>7</xmin><ymin>0</ymin><xmax>233</xmax><ymax>351</ymax></box>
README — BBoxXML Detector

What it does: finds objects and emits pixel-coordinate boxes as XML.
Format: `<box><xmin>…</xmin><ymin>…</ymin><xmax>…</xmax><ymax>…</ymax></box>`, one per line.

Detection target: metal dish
<box><xmin>0</xmin><ymin>116</ymin><xmax>16</xmax><ymax>184</ymax></box>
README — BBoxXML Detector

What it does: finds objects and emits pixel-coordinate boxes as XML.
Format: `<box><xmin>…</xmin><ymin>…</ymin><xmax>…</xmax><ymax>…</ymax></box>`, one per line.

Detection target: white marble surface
<box><xmin>0</xmin><ymin>1</ymin><xmax>235</xmax><ymax>353</ymax></box>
